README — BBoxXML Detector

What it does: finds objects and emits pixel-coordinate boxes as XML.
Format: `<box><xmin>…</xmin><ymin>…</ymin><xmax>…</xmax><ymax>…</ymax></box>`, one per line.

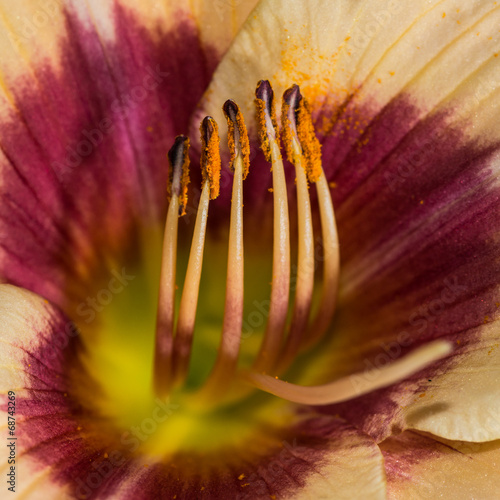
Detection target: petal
<box><xmin>0</xmin><ymin>284</ymin><xmax>76</xmax><ymax>498</ymax></box>
<box><xmin>400</xmin><ymin>320</ymin><xmax>500</xmax><ymax>442</ymax></box>
<box><xmin>380</xmin><ymin>431</ymin><xmax>500</xmax><ymax>499</ymax></box>
<box><xmin>0</xmin><ymin>0</ymin><xmax>257</xmax><ymax>309</ymax></box>
<box><xmin>197</xmin><ymin>0</ymin><xmax>500</xmax><ymax>443</ymax></box>
<box><xmin>197</xmin><ymin>0</ymin><xmax>500</xmax><ymax>140</ymax></box>
<box><xmin>0</xmin><ymin>284</ymin><xmax>387</xmax><ymax>499</ymax></box>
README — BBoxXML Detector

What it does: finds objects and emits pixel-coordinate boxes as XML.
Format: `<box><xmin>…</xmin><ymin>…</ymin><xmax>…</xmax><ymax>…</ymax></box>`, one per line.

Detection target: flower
<box><xmin>1</xmin><ymin>0</ymin><xmax>500</xmax><ymax>499</ymax></box>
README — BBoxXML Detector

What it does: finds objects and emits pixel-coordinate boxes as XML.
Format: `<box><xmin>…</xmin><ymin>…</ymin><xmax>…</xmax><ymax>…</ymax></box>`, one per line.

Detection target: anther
<box><xmin>223</xmin><ymin>99</ymin><xmax>250</xmax><ymax>179</ymax></box>
<box><xmin>255</xmin><ymin>80</ymin><xmax>279</xmax><ymax>161</ymax></box>
<box><xmin>172</xmin><ymin>119</ymin><xmax>220</xmax><ymax>387</ymax></box>
<box><xmin>281</xmin><ymin>85</ymin><xmax>301</xmax><ymax>164</ymax></box>
<box><xmin>200</xmin><ymin>117</ymin><xmax>222</xmax><ymax>200</ymax></box>
<box><xmin>154</xmin><ymin>136</ymin><xmax>190</xmax><ymax>397</ymax></box>
<box><xmin>168</xmin><ymin>135</ymin><xmax>190</xmax><ymax>215</ymax></box>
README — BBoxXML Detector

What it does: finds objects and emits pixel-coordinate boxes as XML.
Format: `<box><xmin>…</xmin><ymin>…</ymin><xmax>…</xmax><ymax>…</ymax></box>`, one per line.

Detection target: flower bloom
<box><xmin>1</xmin><ymin>0</ymin><xmax>500</xmax><ymax>499</ymax></box>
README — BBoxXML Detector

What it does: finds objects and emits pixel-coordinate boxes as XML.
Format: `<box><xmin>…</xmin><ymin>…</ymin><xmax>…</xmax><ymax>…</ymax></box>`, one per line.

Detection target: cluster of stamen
<box><xmin>153</xmin><ymin>81</ymin><xmax>451</xmax><ymax>406</ymax></box>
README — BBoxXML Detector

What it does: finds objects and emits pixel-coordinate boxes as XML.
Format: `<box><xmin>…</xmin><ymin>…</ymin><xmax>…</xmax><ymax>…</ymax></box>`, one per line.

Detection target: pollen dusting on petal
<box><xmin>167</xmin><ymin>135</ymin><xmax>190</xmax><ymax>216</ymax></box>
<box><xmin>297</xmin><ymin>98</ymin><xmax>322</xmax><ymax>184</ymax></box>
<box><xmin>255</xmin><ymin>80</ymin><xmax>280</xmax><ymax>163</ymax></box>
<box><xmin>200</xmin><ymin>117</ymin><xmax>221</xmax><ymax>199</ymax></box>
<box><xmin>223</xmin><ymin>100</ymin><xmax>250</xmax><ymax>179</ymax></box>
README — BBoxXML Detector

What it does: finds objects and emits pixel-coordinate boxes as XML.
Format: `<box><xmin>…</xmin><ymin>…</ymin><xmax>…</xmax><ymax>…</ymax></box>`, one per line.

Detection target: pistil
<box><xmin>245</xmin><ymin>340</ymin><xmax>452</xmax><ymax>405</ymax></box>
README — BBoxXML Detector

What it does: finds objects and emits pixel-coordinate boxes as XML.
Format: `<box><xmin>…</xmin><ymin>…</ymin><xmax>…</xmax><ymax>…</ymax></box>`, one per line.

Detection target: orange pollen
<box><xmin>223</xmin><ymin>100</ymin><xmax>250</xmax><ymax>179</ymax></box>
<box><xmin>296</xmin><ymin>98</ymin><xmax>322</xmax><ymax>183</ymax></box>
<box><xmin>167</xmin><ymin>136</ymin><xmax>190</xmax><ymax>216</ymax></box>
<box><xmin>200</xmin><ymin>117</ymin><xmax>221</xmax><ymax>200</ymax></box>
<box><xmin>255</xmin><ymin>97</ymin><xmax>272</xmax><ymax>162</ymax></box>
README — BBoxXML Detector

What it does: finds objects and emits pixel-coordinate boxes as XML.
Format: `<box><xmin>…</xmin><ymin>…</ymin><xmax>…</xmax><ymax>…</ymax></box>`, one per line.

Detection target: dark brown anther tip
<box><xmin>283</xmin><ymin>84</ymin><xmax>302</xmax><ymax>111</ymax></box>
<box><xmin>168</xmin><ymin>135</ymin><xmax>189</xmax><ymax>168</ymax></box>
<box><xmin>201</xmin><ymin>117</ymin><xmax>215</xmax><ymax>145</ymax></box>
<box><xmin>223</xmin><ymin>99</ymin><xmax>239</xmax><ymax>122</ymax></box>
<box><xmin>256</xmin><ymin>80</ymin><xmax>273</xmax><ymax>110</ymax></box>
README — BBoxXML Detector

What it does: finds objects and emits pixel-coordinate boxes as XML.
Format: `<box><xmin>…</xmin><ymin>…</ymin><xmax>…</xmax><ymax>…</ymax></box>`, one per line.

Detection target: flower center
<box><xmin>150</xmin><ymin>81</ymin><xmax>452</xmax><ymax>408</ymax></box>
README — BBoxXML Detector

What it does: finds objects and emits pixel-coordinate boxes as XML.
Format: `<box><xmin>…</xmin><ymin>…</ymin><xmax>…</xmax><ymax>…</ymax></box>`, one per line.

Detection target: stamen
<box><xmin>197</xmin><ymin>101</ymin><xmax>248</xmax><ymax>402</ymax></box>
<box><xmin>292</xmin><ymin>95</ymin><xmax>341</xmax><ymax>348</ymax></box>
<box><xmin>278</xmin><ymin>85</ymin><xmax>315</xmax><ymax>372</ymax></box>
<box><xmin>244</xmin><ymin>341</ymin><xmax>452</xmax><ymax>405</ymax></box>
<box><xmin>152</xmin><ymin>82</ymin><xmax>424</xmax><ymax>412</ymax></box>
<box><xmin>305</xmin><ymin>171</ymin><xmax>340</xmax><ymax>348</ymax></box>
<box><xmin>154</xmin><ymin>136</ymin><xmax>190</xmax><ymax>397</ymax></box>
<box><xmin>252</xmin><ymin>80</ymin><xmax>291</xmax><ymax>373</ymax></box>
<box><xmin>172</xmin><ymin>118</ymin><xmax>221</xmax><ymax>386</ymax></box>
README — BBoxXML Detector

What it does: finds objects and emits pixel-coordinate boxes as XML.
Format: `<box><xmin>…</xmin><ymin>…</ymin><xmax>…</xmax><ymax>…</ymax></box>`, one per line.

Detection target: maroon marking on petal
<box><xmin>98</xmin><ymin>416</ymin><xmax>350</xmax><ymax>500</ymax></box>
<box><xmin>0</xmin><ymin>4</ymin><xmax>217</xmax><ymax>310</ymax></box>
<box><xmin>380</xmin><ymin>431</ymin><xmax>450</xmax><ymax>486</ymax></box>
<box><xmin>306</xmin><ymin>94</ymin><xmax>500</xmax><ymax>441</ymax></box>
<box><xmin>7</xmin><ymin>311</ymin><xmax>353</xmax><ymax>500</ymax></box>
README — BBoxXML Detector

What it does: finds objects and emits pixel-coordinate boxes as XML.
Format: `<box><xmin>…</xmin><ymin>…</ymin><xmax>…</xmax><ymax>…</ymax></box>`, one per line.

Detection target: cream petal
<box><xmin>0</xmin><ymin>284</ymin><xmax>75</xmax><ymax>498</ymax></box>
<box><xmin>401</xmin><ymin>320</ymin><xmax>500</xmax><ymax>442</ymax></box>
<box><xmin>287</xmin><ymin>416</ymin><xmax>387</xmax><ymax>500</ymax></box>
<box><xmin>380</xmin><ymin>431</ymin><xmax>500</xmax><ymax>499</ymax></box>
<box><xmin>196</xmin><ymin>0</ymin><xmax>500</xmax><ymax>147</ymax></box>
<box><xmin>0</xmin><ymin>0</ymin><xmax>259</xmax><ymax>76</ymax></box>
